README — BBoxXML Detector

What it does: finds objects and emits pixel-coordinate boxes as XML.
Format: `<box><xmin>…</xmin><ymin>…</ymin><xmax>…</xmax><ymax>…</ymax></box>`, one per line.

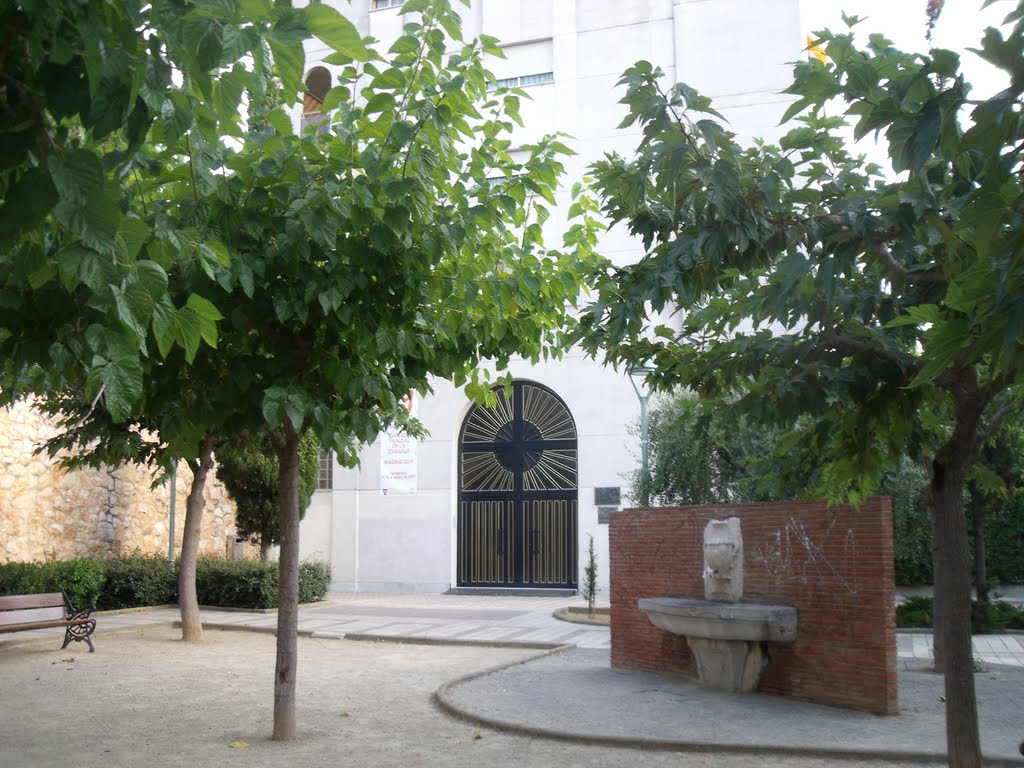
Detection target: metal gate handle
<box><xmin>496</xmin><ymin>528</ymin><xmax>504</xmax><ymax>556</ymax></box>
<box><xmin>529</xmin><ymin>528</ymin><xmax>541</xmax><ymax>556</ymax></box>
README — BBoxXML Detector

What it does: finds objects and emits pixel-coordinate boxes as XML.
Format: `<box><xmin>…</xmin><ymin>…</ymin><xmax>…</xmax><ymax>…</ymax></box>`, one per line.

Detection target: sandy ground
<box><xmin>0</xmin><ymin>626</ymin><xmax>950</xmax><ymax>768</ymax></box>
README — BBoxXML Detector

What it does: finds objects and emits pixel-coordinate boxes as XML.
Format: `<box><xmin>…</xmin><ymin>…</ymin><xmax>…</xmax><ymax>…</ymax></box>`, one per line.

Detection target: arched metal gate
<box><xmin>457</xmin><ymin>382</ymin><xmax>578</xmax><ymax>589</ymax></box>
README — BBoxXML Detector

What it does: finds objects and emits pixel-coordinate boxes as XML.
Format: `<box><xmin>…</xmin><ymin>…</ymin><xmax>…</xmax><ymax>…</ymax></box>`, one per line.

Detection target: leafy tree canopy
<box><xmin>11</xmin><ymin>0</ymin><xmax>602</xmax><ymax>739</ymax></box>
<box><xmin>578</xmin><ymin>4</ymin><xmax>1023</xmax><ymax>765</ymax></box>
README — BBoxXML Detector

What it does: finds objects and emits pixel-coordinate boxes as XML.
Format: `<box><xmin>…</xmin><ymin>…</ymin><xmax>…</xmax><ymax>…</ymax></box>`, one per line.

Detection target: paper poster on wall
<box><xmin>380</xmin><ymin>390</ymin><xmax>418</xmax><ymax>496</ymax></box>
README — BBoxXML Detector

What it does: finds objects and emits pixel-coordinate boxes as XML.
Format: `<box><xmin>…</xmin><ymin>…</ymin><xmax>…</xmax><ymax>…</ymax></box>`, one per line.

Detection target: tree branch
<box><xmin>976</xmin><ymin>400</ymin><xmax>1018</xmax><ymax>445</ymax></box>
<box><xmin>872</xmin><ymin>240</ymin><xmax>945</xmax><ymax>285</ymax></box>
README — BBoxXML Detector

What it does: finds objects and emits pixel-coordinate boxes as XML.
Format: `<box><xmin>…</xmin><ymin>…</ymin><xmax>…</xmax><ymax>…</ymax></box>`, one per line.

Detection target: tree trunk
<box><xmin>968</xmin><ymin>481</ymin><xmax>988</xmax><ymax>603</ymax></box>
<box><xmin>272</xmin><ymin>423</ymin><xmax>302</xmax><ymax>741</ymax></box>
<box><xmin>260</xmin><ymin>538</ymin><xmax>272</xmax><ymax>562</ymax></box>
<box><xmin>930</xmin><ymin>496</ymin><xmax>945</xmax><ymax>671</ymax></box>
<box><xmin>931</xmin><ymin>458</ymin><xmax>981</xmax><ymax>768</ymax></box>
<box><xmin>179</xmin><ymin>441</ymin><xmax>214</xmax><ymax>643</ymax></box>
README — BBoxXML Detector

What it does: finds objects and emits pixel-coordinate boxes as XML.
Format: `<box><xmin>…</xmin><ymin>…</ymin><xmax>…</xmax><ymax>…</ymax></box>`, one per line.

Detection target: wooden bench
<box><xmin>0</xmin><ymin>592</ymin><xmax>96</xmax><ymax>652</ymax></box>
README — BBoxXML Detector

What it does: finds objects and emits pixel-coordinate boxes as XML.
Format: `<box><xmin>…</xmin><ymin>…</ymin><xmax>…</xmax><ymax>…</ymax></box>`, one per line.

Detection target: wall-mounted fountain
<box><xmin>638</xmin><ymin>517</ymin><xmax>798</xmax><ymax>693</ymax></box>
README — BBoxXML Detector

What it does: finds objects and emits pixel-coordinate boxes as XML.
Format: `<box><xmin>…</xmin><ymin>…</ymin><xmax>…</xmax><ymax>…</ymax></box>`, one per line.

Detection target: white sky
<box><xmin>800</xmin><ymin>0</ymin><xmax>1012</xmax><ymax>97</ymax></box>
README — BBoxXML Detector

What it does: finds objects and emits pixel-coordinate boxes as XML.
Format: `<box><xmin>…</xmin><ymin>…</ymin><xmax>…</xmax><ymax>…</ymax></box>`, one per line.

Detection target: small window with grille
<box><xmin>489</xmin><ymin>72</ymin><xmax>554</xmax><ymax>90</ymax></box>
<box><xmin>318</xmin><ymin>450</ymin><xmax>333</xmax><ymax>490</ymax></box>
<box><xmin>372</xmin><ymin>0</ymin><xmax>404</xmax><ymax>9</ymax></box>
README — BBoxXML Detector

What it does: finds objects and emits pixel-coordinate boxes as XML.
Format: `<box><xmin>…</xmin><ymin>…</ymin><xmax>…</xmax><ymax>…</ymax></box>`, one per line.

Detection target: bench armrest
<box><xmin>68</xmin><ymin>605</ymin><xmax>95</xmax><ymax>621</ymax></box>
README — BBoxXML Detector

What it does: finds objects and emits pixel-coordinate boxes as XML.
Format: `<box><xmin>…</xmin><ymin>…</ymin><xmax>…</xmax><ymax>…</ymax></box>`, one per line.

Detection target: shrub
<box><xmin>895</xmin><ymin>596</ymin><xmax>1024</xmax><ymax>633</ymax></box>
<box><xmin>195</xmin><ymin>558</ymin><xmax>279</xmax><ymax>609</ymax></box>
<box><xmin>0</xmin><ymin>561</ymin><xmax>47</xmax><ymax>596</ymax></box>
<box><xmin>97</xmin><ymin>555</ymin><xmax>177</xmax><ymax>610</ymax></box>
<box><xmin>42</xmin><ymin>559</ymin><xmax>106</xmax><ymax>609</ymax></box>
<box><xmin>895</xmin><ymin>596</ymin><xmax>934</xmax><ymax>628</ymax></box>
<box><xmin>0</xmin><ymin>559</ymin><xmax>106</xmax><ymax>609</ymax></box>
<box><xmin>298</xmin><ymin>559</ymin><xmax>331</xmax><ymax>604</ymax></box>
<box><xmin>193</xmin><ymin>558</ymin><xmax>330</xmax><ymax>609</ymax></box>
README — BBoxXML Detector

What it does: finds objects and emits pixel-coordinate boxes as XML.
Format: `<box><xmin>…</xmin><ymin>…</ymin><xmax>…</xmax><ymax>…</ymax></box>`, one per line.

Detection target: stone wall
<box><xmin>610</xmin><ymin>498</ymin><xmax>897</xmax><ymax>715</ymax></box>
<box><xmin>0</xmin><ymin>401</ymin><xmax>239</xmax><ymax>563</ymax></box>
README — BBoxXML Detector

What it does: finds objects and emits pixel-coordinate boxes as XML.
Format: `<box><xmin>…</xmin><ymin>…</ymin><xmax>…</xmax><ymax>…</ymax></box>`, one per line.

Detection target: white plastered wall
<box><xmin>298</xmin><ymin>0</ymin><xmax>804</xmax><ymax>593</ymax></box>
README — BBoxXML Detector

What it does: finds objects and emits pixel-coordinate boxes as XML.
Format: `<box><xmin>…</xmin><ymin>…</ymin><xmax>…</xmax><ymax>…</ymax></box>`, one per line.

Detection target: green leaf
<box><xmin>910</xmin><ymin>320</ymin><xmax>973</xmax><ymax>387</ymax></box>
<box><xmin>118</xmin><ymin>216</ymin><xmax>152</xmax><ymax>261</ymax></box>
<box><xmin>266</xmin><ymin>107</ymin><xmax>294</xmax><ymax>135</ymax></box>
<box><xmin>48</xmin><ymin>148</ymin><xmax>104</xmax><ymax>203</ymax></box>
<box><xmin>135</xmin><ymin>261</ymin><xmax>169</xmax><ymax>301</ymax></box>
<box><xmin>910</xmin><ymin>101</ymin><xmax>941</xmax><ymax>172</ymax></box>
<box><xmin>0</xmin><ymin>168</ymin><xmax>58</xmax><ymax>247</ymax></box>
<box><xmin>186</xmin><ymin>293</ymin><xmax>223</xmax><ymax>347</ymax></box>
<box><xmin>53</xmin><ymin>192</ymin><xmax>121</xmax><ymax>253</ymax></box>
<box><xmin>151</xmin><ymin>295</ymin><xmax>178</xmax><ymax>358</ymax></box>
<box><xmin>57</xmin><ymin>244</ymin><xmax>118</xmax><ymax>293</ymax></box>
<box><xmin>268</xmin><ymin>39</ymin><xmax>305</xmax><ymax>100</ymax></box>
<box><xmin>884</xmin><ymin>304</ymin><xmax>940</xmax><ymax>329</ymax></box>
<box><xmin>304</xmin><ymin>3</ymin><xmax>372</xmax><ymax>61</ymax></box>
<box><xmin>174</xmin><ymin>307</ymin><xmax>204</xmax><ymax>363</ymax></box>
<box><xmin>87</xmin><ymin>353</ymin><xmax>144</xmax><ymax>423</ymax></box>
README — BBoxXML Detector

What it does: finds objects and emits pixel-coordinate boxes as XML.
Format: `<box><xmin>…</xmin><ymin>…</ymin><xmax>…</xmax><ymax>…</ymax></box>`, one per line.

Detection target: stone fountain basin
<box><xmin>638</xmin><ymin>597</ymin><xmax>798</xmax><ymax>642</ymax></box>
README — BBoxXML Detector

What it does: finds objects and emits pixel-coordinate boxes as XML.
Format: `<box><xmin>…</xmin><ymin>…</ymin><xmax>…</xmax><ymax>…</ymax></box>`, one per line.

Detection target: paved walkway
<box><xmin>4</xmin><ymin>590</ymin><xmax>1023</xmax><ymax>664</ymax></box>
<box><xmin>4</xmin><ymin>592</ymin><xmax>1023</xmax><ymax>764</ymax></box>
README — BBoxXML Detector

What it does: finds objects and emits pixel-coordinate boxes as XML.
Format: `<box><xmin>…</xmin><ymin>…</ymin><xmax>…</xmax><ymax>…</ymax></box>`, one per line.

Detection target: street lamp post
<box><xmin>629</xmin><ymin>367</ymin><xmax>655</xmax><ymax>507</ymax></box>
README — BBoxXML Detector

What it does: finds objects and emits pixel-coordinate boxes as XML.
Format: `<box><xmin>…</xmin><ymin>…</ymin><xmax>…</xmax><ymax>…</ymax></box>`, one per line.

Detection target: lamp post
<box><xmin>629</xmin><ymin>366</ymin><xmax>655</xmax><ymax>507</ymax></box>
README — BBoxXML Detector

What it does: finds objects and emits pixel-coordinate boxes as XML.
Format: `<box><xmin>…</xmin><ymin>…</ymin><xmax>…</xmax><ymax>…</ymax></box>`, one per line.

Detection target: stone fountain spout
<box><xmin>703</xmin><ymin>517</ymin><xmax>743</xmax><ymax>602</ymax></box>
<box><xmin>638</xmin><ymin>517</ymin><xmax>798</xmax><ymax>693</ymax></box>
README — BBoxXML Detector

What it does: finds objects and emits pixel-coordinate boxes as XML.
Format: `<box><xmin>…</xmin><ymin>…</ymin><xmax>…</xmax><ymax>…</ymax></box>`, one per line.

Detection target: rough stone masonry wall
<box><xmin>610</xmin><ymin>498</ymin><xmax>897</xmax><ymax>715</ymax></box>
<box><xmin>0</xmin><ymin>401</ymin><xmax>238</xmax><ymax>563</ymax></box>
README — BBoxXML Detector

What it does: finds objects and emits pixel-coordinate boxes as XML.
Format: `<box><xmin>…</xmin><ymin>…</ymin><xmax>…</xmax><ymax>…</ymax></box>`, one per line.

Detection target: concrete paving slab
<box><xmin>437</xmin><ymin>647</ymin><xmax>1024</xmax><ymax>765</ymax></box>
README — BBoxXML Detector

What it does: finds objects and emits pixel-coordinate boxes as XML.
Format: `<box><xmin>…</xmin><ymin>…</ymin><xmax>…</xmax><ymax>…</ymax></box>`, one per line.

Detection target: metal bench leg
<box><xmin>63</xmin><ymin>621</ymin><xmax>96</xmax><ymax>652</ymax></box>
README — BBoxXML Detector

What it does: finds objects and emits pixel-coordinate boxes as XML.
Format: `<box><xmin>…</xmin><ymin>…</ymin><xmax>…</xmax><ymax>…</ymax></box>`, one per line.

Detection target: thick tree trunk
<box><xmin>931</xmin><ymin>458</ymin><xmax>981</xmax><ymax>768</ymax></box>
<box><xmin>272</xmin><ymin>424</ymin><xmax>302</xmax><ymax>741</ymax></box>
<box><xmin>968</xmin><ymin>482</ymin><xmax>988</xmax><ymax>603</ymax></box>
<box><xmin>179</xmin><ymin>441</ymin><xmax>214</xmax><ymax>643</ymax></box>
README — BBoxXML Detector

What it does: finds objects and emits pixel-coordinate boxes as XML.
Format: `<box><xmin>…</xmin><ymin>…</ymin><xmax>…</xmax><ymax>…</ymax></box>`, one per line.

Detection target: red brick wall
<box><xmin>609</xmin><ymin>498</ymin><xmax>897</xmax><ymax>715</ymax></box>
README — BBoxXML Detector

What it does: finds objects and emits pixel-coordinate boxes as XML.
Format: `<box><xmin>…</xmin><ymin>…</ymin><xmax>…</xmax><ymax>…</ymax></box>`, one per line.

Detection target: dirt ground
<box><xmin>0</xmin><ymin>626</ymin><xmax>949</xmax><ymax>768</ymax></box>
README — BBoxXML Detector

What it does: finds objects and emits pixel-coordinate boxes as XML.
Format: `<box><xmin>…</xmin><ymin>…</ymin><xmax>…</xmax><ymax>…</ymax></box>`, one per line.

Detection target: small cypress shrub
<box><xmin>583</xmin><ymin>534</ymin><xmax>598</xmax><ymax>618</ymax></box>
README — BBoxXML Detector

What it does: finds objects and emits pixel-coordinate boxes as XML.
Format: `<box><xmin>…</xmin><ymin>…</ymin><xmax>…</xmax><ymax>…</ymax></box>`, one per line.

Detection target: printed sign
<box><xmin>380</xmin><ymin>390</ymin><xmax>418</xmax><ymax>496</ymax></box>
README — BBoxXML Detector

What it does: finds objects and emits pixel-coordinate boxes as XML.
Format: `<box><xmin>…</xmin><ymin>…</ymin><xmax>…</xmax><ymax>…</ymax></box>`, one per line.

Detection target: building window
<box><xmin>490</xmin><ymin>72</ymin><xmax>554</xmax><ymax>90</ymax></box>
<box><xmin>318</xmin><ymin>449</ymin><xmax>333</xmax><ymax>490</ymax></box>
<box><xmin>372</xmin><ymin>0</ymin><xmax>404</xmax><ymax>9</ymax></box>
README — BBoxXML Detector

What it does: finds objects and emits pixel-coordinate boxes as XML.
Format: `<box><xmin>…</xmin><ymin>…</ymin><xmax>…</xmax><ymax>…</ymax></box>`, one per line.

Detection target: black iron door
<box><xmin>457</xmin><ymin>382</ymin><xmax>578</xmax><ymax>588</ymax></box>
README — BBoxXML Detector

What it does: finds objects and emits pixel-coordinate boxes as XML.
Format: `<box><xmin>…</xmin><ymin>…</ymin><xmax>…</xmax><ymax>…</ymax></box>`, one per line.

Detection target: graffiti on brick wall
<box><xmin>754</xmin><ymin>515</ymin><xmax>859</xmax><ymax>594</ymax></box>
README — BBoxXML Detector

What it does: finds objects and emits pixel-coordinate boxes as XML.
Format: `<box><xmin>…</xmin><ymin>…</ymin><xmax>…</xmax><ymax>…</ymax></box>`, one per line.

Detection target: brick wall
<box><xmin>609</xmin><ymin>498</ymin><xmax>897</xmax><ymax>715</ymax></box>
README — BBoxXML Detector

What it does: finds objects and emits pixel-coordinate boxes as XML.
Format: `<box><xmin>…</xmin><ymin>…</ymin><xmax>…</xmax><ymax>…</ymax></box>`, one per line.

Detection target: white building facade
<box><xmin>298</xmin><ymin>0</ymin><xmax>806</xmax><ymax>593</ymax></box>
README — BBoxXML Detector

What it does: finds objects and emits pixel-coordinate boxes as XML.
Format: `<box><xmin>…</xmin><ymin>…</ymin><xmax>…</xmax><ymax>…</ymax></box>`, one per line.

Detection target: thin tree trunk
<box><xmin>968</xmin><ymin>482</ymin><xmax>988</xmax><ymax>603</ymax></box>
<box><xmin>180</xmin><ymin>440</ymin><xmax>214</xmax><ymax>643</ymax></box>
<box><xmin>930</xmin><ymin>499</ymin><xmax>945</xmax><ymax>671</ymax></box>
<box><xmin>931</xmin><ymin>458</ymin><xmax>981</xmax><ymax>768</ymax></box>
<box><xmin>272</xmin><ymin>423</ymin><xmax>302</xmax><ymax>741</ymax></box>
<box><xmin>260</xmin><ymin>538</ymin><xmax>272</xmax><ymax>562</ymax></box>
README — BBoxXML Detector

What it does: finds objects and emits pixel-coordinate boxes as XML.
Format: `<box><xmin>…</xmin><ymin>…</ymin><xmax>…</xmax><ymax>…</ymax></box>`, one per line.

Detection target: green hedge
<box><xmin>97</xmin><ymin>555</ymin><xmax>177</xmax><ymax>610</ymax></box>
<box><xmin>0</xmin><ymin>559</ymin><xmax>105</xmax><ymax>609</ymax></box>
<box><xmin>896</xmin><ymin>596</ymin><xmax>1024</xmax><ymax>633</ymax></box>
<box><xmin>0</xmin><ymin>556</ymin><xmax>331</xmax><ymax>611</ymax></box>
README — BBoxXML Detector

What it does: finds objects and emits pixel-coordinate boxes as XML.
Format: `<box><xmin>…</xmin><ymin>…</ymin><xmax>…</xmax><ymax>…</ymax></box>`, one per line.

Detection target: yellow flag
<box><xmin>807</xmin><ymin>35</ymin><xmax>828</xmax><ymax>64</ymax></box>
